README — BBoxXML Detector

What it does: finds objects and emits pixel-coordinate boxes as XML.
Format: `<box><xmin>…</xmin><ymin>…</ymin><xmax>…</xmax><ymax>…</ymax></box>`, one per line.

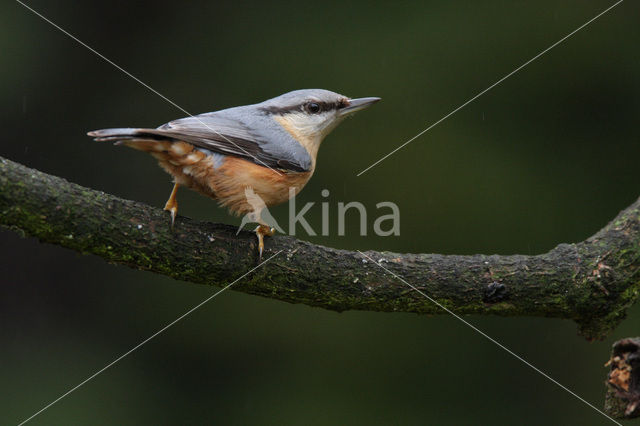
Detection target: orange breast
<box><xmin>210</xmin><ymin>156</ymin><xmax>312</xmax><ymax>215</ymax></box>
<box><xmin>124</xmin><ymin>140</ymin><xmax>313</xmax><ymax>216</ymax></box>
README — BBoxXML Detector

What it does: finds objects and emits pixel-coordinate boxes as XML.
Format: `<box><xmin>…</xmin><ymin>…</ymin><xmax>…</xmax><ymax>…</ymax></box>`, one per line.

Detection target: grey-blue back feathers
<box><xmin>89</xmin><ymin>89</ymin><xmax>348</xmax><ymax>172</ymax></box>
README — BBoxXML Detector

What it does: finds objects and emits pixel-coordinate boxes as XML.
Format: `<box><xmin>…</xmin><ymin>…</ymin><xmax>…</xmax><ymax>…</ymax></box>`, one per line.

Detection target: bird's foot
<box><xmin>163</xmin><ymin>183</ymin><xmax>179</xmax><ymax>230</ymax></box>
<box><xmin>255</xmin><ymin>225</ymin><xmax>276</xmax><ymax>261</ymax></box>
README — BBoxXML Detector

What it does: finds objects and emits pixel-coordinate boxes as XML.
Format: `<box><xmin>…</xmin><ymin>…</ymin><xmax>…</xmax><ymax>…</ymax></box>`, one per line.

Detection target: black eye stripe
<box><xmin>304</xmin><ymin>100</ymin><xmax>348</xmax><ymax>113</ymax></box>
<box><xmin>261</xmin><ymin>99</ymin><xmax>348</xmax><ymax>115</ymax></box>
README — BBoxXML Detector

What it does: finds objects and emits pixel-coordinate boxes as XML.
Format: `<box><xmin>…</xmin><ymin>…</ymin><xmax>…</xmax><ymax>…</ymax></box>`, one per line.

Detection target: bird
<box><xmin>88</xmin><ymin>89</ymin><xmax>380</xmax><ymax>259</ymax></box>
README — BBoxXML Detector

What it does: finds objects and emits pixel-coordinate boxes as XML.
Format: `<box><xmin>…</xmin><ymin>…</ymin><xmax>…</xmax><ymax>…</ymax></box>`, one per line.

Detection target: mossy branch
<box><xmin>1</xmin><ymin>156</ymin><xmax>639</xmax><ymax>341</ymax></box>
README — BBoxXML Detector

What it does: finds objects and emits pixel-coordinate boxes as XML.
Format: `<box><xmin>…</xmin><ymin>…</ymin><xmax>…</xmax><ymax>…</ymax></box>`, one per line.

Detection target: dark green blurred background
<box><xmin>2</xmin><ymin>1</ymin><xmax>639</xmax><ymax>424</ymax></box>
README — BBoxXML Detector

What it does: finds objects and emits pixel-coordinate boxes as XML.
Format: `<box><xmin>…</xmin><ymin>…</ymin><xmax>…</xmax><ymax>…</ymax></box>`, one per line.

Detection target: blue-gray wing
<box><xmin>89</xmin><ymin>108</ymin><xmax>312</xmax><ymax>172</ymax></box>
<box><xmin>155</xmin><ymin>108</ymin><xmax>312</xmax><ymax>172</ymax></box>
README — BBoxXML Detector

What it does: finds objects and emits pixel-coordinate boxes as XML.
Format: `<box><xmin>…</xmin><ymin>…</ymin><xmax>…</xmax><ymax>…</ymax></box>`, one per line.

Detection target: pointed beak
<box><xmin>339</xmin><ymin>97</ymin><xmax>381</xmax><ymax>116</ymax></box>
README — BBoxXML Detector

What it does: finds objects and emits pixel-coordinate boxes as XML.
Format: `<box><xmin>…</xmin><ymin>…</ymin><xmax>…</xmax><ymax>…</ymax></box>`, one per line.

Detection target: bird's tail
<box><xmin>87</xmin><ymin>128</ymin><xmax>173</xmax><ymax>144</ymax></box>
<box><xmin>88</xmin><ymin>127</ymin><xmax>186</xmax><ymax>155</ymax></box>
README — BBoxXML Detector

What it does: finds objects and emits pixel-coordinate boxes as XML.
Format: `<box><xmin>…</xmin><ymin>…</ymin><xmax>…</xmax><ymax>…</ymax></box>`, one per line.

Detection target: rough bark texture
<box><xmin>1</xmin><ymin>156</ymin><xmax>639</xmax><ymax>341</ymax></box>
<box><xmin>605</xmin><ymin>337</ymin><xmax>640</xmax><ymax>420</ymax></box>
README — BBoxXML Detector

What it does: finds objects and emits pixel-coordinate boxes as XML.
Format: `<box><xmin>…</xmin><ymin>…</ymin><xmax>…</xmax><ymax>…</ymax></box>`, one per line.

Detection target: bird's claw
<box><xmin>167</xmin><ymin>207</ymin><xmax>177</xmax><ymax>230</ymax></box>
<box><xmin>163</xmin><ymin>183</ymin><xmax>179</xmax><ymax>230</ymax></box>
<box><xmin>255</xmin><ymin>225</ymin><xmax>276</xmax><ymax>261</ymax></box>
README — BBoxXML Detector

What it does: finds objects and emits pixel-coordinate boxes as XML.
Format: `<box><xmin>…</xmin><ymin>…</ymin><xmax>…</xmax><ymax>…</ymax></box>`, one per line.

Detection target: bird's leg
<box><xmin>255</xmin><ymin>224</ymin><xmax>276</xmax><ymax>261</ymax></box>
<box><xmin>163</xmin><ymin>183</ymin><xmax>179</xmax><ymax>229</ymax></box>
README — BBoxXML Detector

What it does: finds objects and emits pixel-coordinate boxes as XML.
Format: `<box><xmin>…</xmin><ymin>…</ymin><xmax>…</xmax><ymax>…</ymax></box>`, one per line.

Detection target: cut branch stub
<box><xmin>604</xmin><ymin>337</ymin><xmax>640</xmax><ymax>419</ymax></box>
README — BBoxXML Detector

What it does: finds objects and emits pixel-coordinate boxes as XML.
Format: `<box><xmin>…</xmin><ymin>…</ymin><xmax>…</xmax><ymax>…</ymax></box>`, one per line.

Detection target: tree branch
<box><xmin>1</xmin><ymin>156</ymin><xmax>639</xmax><ymax>340</ymax></box>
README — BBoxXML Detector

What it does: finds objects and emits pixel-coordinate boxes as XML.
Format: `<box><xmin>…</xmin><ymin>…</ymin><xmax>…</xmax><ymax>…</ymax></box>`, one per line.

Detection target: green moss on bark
<box><xmin>1</xmin><ymin>156</ymin><xmax>639</xmax><ymax>340</ymax></box>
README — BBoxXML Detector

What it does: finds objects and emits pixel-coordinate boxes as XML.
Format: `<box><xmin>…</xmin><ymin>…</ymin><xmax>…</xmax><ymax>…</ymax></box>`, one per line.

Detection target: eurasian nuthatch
<box><xmin>89</xmin><ymin>89</ymin><xmax>380</xmax><ymax>258</ymax></box>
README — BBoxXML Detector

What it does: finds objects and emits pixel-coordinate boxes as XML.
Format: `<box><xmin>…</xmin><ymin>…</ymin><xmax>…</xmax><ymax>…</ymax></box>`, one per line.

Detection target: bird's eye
<box><xmin>305</xmin><ymin>102</ymin><xmax>321</xmax><ymax>114</ymax></box>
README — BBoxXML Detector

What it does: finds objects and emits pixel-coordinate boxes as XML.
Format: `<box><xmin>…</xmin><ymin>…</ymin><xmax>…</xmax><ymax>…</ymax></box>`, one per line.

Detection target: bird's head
<box><xmin>259</xmin><ymin>89</ymin><xmax>380</xmax><ymax>157</ymax></box>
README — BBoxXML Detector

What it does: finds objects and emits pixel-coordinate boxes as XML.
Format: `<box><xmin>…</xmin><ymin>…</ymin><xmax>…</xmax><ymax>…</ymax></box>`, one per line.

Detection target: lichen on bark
<box><xmin>1</xmin><ymin>155</ymin><xmax>639</xmax><ymax>341</ymax></box>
